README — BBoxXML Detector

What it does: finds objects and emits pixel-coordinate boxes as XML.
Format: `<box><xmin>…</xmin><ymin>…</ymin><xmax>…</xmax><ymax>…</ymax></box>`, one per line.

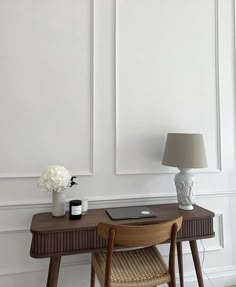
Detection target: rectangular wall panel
<box><xmin>0</xmin><ymin>0</ymin><xmax>93</xmax><ymax>177</ymax></box>
<box><xmin>116</xmin><ymin>0</ymin><xmax>220</xmax><ymax>174</ymax></box>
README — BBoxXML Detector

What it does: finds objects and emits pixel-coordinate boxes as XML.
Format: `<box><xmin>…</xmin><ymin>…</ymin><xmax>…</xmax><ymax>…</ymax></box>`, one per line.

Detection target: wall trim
<box><xmin>0</xmin><ymin>0</ymin><xmax>95</xmax><ymax>179</ymax></box>
<box><xmin>181</xmin><ymin>265</ymin><xmax>236</xmax><ymax>284</ymax></box>
<box><xmin>1</xmin><ymin>190</ymin><xmax>236</xmax><ymax>211</ymax></box>
<box><xmin>214</xmin><ymin>0</ymin><xmax>222</xmax><ymax>172</ymax></box>
<box><xmin>218</xmin><ymin>213</ymin><xmax>225</xmax><ymax>249</ymax></box>
<box><xmin>115</xmin><ymin>168</ymin><xmax>221</xmax><ymax>175</ymax></box>
<box><xmin>89</xmin><ymin>0</ymin><xmax>95</xmax><ymax>175</ymax></box>
<box><xmin>0</xmin><ymin>258</ymin><xmax>91</xmax><ymax>276</ymax></box>
<box><xmin>115</xmin><ymin>0</ymin><xmax>222</xmax><ymax>175</ymax></box>
<box><xmin>0</xmin><ymin>228</ymin><xmax>29</xmax><ymax>234</ymax></box>
<box><xmin>0</xmin><ymin>191</ymin><xmax>232</xmax><ymax>233</ymax></box>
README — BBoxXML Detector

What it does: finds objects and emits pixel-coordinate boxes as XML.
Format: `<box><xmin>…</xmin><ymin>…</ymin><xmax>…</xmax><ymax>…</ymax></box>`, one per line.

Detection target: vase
<box><xmin>52</xmin><ymin>190</ymin><xmax>66</xmax><ymax>217</ymax></box>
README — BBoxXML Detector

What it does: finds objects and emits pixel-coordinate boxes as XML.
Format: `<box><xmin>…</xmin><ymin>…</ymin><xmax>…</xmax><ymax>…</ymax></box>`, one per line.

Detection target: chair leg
<box><xmin>90</xmin><ymin>264</ymin><xmax>95</xmax><ymax>287</ymax></box>
<box><xmin>168</xmin><ymin>277</ymin><xmax>176</xmax><ymax>287</ymax></box>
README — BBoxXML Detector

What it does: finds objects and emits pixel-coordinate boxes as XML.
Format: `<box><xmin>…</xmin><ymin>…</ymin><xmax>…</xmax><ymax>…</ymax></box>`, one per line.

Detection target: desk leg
<box><xmin>47</xmin><ymin>257</ymin><xmax>61</xmax><ymax>287</ymax></box>
<box><xmin>177</xmin><ymin>242</ymin><xmax>184</xmax><ymax>287</ymax></box>
<box><xmin>189</xmin><ymin>240</ymin><xmax>204</xmax><ymax>287</ymax></box>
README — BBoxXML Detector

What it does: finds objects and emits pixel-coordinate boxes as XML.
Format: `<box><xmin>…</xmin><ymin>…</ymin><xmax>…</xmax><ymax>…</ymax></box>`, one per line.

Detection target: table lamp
<box><xmin>162</xmin><ymin>133</ymin><xmax>207</xmax><ymax>210</ymax></box>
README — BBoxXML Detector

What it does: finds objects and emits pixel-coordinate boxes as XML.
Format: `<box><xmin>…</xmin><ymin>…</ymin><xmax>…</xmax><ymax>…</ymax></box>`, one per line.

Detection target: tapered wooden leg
<box><xmin>189</xmin><ymin>240</ymin><xmax>204</xmax><ymax>287</ymax></box>
<box><xmin>46</xmin><ymin>257</ymin><xmax>61</xmax><ymax>287</ymax></box>
<box><xmin>177</xmin><ymin>242</ymin><xmax>184</xmax><ymax>287</ymax></box>
<box><xmin>90</xmin><ymin>264</ymin><xmax>95</xmax><ymax>287</ymax></box>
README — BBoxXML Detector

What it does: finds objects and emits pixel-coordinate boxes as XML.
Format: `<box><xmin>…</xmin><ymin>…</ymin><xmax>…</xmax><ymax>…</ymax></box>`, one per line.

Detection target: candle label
<box><xmin>71</xmin><ymin>205</ymin><xmax>81</xmax><ymax>215</ymax></box>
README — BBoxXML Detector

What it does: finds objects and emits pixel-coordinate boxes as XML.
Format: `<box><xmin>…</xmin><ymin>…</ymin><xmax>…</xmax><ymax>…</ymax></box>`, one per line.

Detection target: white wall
<box><xmin>0</xmin><ymin>0</ymin><xmax>236</xmax><ymax>286</ymax></box>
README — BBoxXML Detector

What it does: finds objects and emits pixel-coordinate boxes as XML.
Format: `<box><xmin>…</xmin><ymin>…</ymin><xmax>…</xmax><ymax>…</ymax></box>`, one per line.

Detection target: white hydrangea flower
<box><xmin>39</xmin><ymin>165</ymin><xmax>71</xmax><ymax>192</ymax></box>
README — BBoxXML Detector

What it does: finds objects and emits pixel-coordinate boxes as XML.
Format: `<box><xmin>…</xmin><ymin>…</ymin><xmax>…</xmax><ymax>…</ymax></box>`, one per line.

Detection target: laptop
<box><xmin>106</xmin><ymin>206</ymin><xmax>157</xmax><ymax>220</ymax></box>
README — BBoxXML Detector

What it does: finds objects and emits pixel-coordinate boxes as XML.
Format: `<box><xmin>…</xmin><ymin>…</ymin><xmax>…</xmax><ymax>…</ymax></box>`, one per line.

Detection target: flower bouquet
<box><xmin>39</xmin><ymin>165</ymin><xmax>77</xmax><ymax>216</ymax></box>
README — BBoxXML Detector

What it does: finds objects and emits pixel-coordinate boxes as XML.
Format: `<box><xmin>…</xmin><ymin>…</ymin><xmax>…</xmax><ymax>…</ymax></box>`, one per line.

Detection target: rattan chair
<box><xmin>90</xmin><ymin>217</ymin><xmax>183</xmax><ymax>287</ymax></box>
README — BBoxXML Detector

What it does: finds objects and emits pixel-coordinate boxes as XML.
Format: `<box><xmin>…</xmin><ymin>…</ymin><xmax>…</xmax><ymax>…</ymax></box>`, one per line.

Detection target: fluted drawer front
<box><xmin>31</xmin><ymin>228</ymin><xmax>107</xmax><ymax>258</ymax></box>
<box><xmin>178</xmin><ymin>218</ymin><xmax>214</xmax><ymax>239</ymax></box>
<box><xmin>30</xmin><ymin>217</ymin><xmax>214</xmax><ymax>258</ymax></box>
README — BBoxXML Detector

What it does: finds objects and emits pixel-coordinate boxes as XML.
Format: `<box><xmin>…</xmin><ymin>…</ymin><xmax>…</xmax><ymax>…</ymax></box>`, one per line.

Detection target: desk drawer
<box><xmin>30</xmin><ymin>217</ymin><xmax>214</xmax><ymax>258</ymax></box>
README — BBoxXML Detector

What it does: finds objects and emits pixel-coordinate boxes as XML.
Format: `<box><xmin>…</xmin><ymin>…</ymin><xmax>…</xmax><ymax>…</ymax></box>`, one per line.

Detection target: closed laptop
<box><xmin>106</xmin><ymin>206</ymin><xmax>157</xmax><ymax>220</ymax></box>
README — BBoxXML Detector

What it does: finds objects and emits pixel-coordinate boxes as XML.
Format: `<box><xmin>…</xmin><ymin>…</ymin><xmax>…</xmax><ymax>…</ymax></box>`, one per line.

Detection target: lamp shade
<box><xmin>162</xmin><ymin>133</ymin><xmax>208</xmax><ymax>168</ymax></box>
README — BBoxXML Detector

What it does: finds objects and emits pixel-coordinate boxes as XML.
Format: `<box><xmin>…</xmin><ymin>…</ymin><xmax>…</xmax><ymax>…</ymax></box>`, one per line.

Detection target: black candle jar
<box><xmin>69</xmin><ymin>200</ymin><xmax>82</xmax><ymax>220</ymax></box>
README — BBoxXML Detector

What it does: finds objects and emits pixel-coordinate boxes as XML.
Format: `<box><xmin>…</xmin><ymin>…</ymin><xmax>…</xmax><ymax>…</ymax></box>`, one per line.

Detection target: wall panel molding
<box><xmin>0</xmin><ymin>228</ymin><xmax>29</xmax><ymax>234</ymax></box>
<box><xmin>115</xmin><ymin>0</ymin><xmax>222</xmax><ymax>175</ymax></box>
<box><xmin>0</xmin><ymin>0</ymin><xmax>95</xmax><ymax>178</ymax></box>
<box><xmin>0</xmin><ymin>258</ymin><xmax>90</xmax><ymax>276</ymax></box>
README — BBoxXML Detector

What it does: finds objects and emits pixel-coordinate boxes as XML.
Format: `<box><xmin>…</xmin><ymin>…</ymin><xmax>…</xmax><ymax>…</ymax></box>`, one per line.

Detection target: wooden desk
<box><xmin>30</xmin><ymin>203</ymin><xmax>215</xmax><ymax>287</ymax></box>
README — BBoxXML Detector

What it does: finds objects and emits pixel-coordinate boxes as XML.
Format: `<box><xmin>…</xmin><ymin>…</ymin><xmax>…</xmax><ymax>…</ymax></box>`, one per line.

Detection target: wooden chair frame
<box><xmin>90</xmin><ymin>217</ymin><xmax>183</xmax><ymax>287</ymax></box>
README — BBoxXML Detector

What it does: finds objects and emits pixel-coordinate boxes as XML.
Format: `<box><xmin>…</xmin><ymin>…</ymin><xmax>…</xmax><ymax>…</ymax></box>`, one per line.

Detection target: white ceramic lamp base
<box><xmin>174</xmin><ymin>168</ymin><xmax>196</xmax><ymax>211</ymax></box>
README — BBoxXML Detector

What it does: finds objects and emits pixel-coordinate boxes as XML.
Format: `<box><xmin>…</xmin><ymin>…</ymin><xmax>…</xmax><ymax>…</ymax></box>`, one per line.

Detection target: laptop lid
<box><xmin>106</xmin><ymin>206</ymin><xmax>157</xmax><ymax>220</ymax></box>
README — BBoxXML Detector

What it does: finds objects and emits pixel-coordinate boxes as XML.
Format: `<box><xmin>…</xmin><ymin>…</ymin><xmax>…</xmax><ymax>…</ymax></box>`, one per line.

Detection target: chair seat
<box><xmin>92</xmin><ymin>246</ymin><xmax>171</xmax><ymax>287</ymax></box>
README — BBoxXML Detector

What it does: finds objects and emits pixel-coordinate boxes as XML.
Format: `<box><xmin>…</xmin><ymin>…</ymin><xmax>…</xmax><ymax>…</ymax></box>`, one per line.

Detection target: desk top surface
<box><xmin>31</xmin><ymin>203</ymin><xmax>214</xmax><ymax>234</ymax></box>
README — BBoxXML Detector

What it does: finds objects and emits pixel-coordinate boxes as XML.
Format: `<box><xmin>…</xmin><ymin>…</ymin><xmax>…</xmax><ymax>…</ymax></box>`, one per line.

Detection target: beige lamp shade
<box><xmin>162</xmin><ymin>133</ymin><xmax>208</xmax><ymax>168</ymax></box>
